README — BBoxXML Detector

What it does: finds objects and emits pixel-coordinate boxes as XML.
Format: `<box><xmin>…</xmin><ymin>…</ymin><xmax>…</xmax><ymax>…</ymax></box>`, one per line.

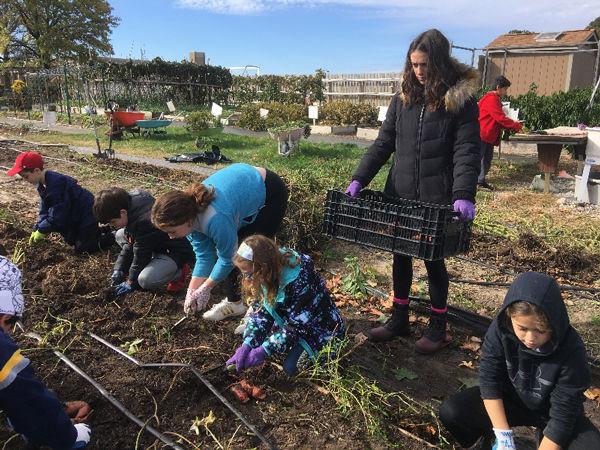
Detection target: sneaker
<box><xmin>202</xmin><ymin>298</ymin><xmax>247</xmax><ymax>321</ymax></box>
<box><xmin>167</xmin><ymin>263</ymin><xmax>190</xmax><ymax>293</ymax></box>
<box><xmin>477</xmin><ymin>181</ymin><xmax>494</xmax><ymax>190</ymax></box>
<box><xmin>234</xmin><ymin>306</ymin><xmax>253</xmax><ymax>335</ymax></box>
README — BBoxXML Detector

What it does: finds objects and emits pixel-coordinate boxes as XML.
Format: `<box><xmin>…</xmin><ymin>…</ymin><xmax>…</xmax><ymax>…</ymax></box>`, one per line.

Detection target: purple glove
<box><xmin>226</xmin><ymin>344</ymin><xmax>251</xmax><ymax>372</ymax></box>
<box><xmin>345</xmin><ymin>180</ymin><xmax>362</xmax><ymax>198</ymax></box>
<box><xmin>453</xmin><ymin>199</ymin><xmax>475</xmax><ymax>222</ymax></box>
<box><xmin>244</xmin><ymin>346</ymin><xmax>267</xmax><ymax>369</ymax></box>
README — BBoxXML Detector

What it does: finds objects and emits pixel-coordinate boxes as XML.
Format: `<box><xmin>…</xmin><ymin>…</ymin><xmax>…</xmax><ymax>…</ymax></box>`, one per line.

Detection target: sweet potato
<box><xmin>239</xmin><ymin>379</ymin><xmax>266</xmax><ymax>400</ymax></box>
<box><xmin>64</xmin><ymin>401</ymin><xmax>92</xmax><ymax>423</ymax></box>
<box><xmin>229</xmin><ymin>384</ymin><xmax>249</xmax><ymax>403</ymax></box>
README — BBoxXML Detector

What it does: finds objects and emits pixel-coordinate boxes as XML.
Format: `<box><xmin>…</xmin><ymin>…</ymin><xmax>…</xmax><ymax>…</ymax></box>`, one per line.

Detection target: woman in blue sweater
<box><xmin>151</xmin><ymin>163</ymin><xmax>288</xmax><ymax>323</ymax></box>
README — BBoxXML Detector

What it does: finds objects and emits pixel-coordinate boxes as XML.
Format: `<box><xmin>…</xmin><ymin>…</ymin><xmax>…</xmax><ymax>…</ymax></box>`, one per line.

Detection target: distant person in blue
<box><xmin>151</xmin><ymin>163</ymin><xmax>288</xmax><ymax>331</ymax></box>
<box><xmin>6</xmin><ymin>151</ymin><xmax>114</xmax><ymax>253</ymax></box>
<box><xmin>0</xmin><ymin>255</ymin><xmax>91</xmax><ymax>448</ymax></box>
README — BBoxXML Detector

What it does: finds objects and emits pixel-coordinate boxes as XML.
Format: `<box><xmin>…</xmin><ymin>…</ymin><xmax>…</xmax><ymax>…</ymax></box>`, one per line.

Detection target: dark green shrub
<box><xmin>186</xmin><ymin>110</ymin><xmax>220</xmax><ymax>134</ymax></box>
<box><xmin>238</xmin><ymin>102</ymin><xmax>307</xmax><ymax>131</ymax></box>
<box><xmin>319</xmin><ymin>101</ymin><xmax>378</xmax><ymax>126</ymax></box>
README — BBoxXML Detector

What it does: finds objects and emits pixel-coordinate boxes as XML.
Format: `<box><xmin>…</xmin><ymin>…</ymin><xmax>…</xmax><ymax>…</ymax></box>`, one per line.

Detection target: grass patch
<box><xmin>475</xmin><ymin>189</ymin><xmax>600</xmax><ymax>253</ymax></box>
<box><xmin>307</xmin><ymin>341</ymin><xmax>450</xmax><ymax>447</ymax></box>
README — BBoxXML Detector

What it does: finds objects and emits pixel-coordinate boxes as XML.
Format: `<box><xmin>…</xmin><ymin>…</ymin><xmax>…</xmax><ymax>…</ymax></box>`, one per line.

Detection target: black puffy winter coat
<box><xmin>353</xmin><ymin>62</ymin><xmax>481</xmax><ymax>204</ymax></box>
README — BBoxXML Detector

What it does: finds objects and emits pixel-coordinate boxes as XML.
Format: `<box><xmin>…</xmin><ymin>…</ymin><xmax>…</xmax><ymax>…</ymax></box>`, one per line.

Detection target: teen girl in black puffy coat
<box><xmin>346</xmin><ymin>29</ymin><xmax>481</xmax><ymax>354</ymax></box>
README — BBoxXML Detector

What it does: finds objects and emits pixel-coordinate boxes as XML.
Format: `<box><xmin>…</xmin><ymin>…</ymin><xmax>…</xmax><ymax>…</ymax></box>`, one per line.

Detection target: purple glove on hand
<box><xmin>244</xmin><ymin>346</ymin><xmax>267</xmax><ymax>369</ymax></box>
<box><xmin>345</xmin><ymin>180</ymin><xmax>362</xmax><ymax>198</ymax></box>
<box><xmin>453</xmin><ymin>199</ymin><xmax>475</xmax><ymax>222</ymax></box>
<box><xmin>226</xmin><ymin>344</ymin><xmax>251</xmax><ymax>372</ymax></box>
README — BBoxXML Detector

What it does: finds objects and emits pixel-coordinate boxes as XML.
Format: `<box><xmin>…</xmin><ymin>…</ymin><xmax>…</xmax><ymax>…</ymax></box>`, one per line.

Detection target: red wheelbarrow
<box><xmin>105</xmin><ymin>110</ymin><xmax>145</xmax><ymax>139</ymax></box>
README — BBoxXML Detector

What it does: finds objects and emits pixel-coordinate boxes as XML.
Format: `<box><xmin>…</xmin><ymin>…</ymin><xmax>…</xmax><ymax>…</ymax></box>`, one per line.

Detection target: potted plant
<box><xmin>267</xmin><ymin>121</ymin><xmax>311</xmax><ymax>156</ymax></box>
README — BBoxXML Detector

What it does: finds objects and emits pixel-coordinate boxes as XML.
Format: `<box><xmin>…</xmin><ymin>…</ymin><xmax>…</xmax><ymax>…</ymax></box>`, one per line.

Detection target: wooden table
<box><xmin>509</xmin><ymin>132</ymin><xmax>588</xmax><ymax>193</ymax></box>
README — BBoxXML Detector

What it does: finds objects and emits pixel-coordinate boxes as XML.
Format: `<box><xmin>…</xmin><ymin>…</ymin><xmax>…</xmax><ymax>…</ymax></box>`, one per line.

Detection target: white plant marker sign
<box><xmin>211</xmin><ymin>102</ymin><xmax>223</xmax><ymax>117</ymax></box>
<box><xmin>259</xmin><ymin>108</ymin><xmax>269</xmax><ymax>118</ymax></box>
<box><xmin>308</xmin><ymin>105</ymin><xmax>319</xmax><ymax>125</ymax></box>
<box><xmin>378</xmin><ymin>106</ymin><xmax>388</xmax><ymax>122</ymax></box>
<box><xmin>167</xmin><ymin>101</ymin><xmax>176</xmax><ymax>113</ymax></box>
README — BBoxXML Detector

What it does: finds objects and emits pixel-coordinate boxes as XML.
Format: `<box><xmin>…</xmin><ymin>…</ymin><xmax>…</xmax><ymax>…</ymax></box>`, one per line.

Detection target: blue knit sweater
<box><xmin>188</xmin><ymin>163</ymin><xmax>266</xmax><ymax>281</ymax></box>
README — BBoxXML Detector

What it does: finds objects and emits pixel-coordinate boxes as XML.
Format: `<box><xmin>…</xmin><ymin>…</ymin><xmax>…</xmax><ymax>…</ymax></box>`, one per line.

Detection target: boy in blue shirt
<box><xmin>6</xmin><ymin>151</ymin><xmax>114</xmax><ymax>253</ymax></box>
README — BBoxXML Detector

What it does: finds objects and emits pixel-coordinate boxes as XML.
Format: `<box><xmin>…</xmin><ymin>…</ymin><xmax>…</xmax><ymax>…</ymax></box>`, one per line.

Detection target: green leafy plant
<box><xmin>320</xmin><ymin>101</ymin><xmax>378</xmax><ymax>126</ymax></box>
<box><xmin>186</xmin><ymin>110</ymin><xmax>220</xmax><ymax>135</ymax></box>
<box><xmin>267</xmin><ymin>120</ymin><xmax>311</xmax><ymax>138</ymax></box>
<box><xmin>393</xmin><ymin>367</ymin><xmax>419</xmax><ymax>381</ymax></box>
<box><xmin>238</xmin><ymin>102</ymin><xmax>307</xmax><ymax>131</ymax></box>
<box><xmin>121</xmin><ymin>338</ymin><xmax>144</xmax><ymax>356</ymax></box>
<box><xmin>341</xmin><ymin>256</ymin><xmax>369</xmax><ymax>299</ymax></box>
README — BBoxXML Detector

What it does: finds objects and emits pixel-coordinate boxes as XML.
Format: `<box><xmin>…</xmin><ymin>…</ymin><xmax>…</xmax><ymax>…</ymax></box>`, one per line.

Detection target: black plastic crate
<box><xmin>323</xmin><ymin>189</ymin><xmax>471</xmax><ymax>261</ymax></box>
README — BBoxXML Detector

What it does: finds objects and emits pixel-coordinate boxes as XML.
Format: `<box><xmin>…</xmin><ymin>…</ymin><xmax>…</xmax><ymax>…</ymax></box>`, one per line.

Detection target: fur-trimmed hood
<box><xmin>400</xmin><ymin>59</ymin><xmax>480</xmax><ymax>114</ymax></box>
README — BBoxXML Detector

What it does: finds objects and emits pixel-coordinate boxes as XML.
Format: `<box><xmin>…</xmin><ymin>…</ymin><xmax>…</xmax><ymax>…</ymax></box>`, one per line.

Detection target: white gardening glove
<box><xmin>72</xmin><ymin>423</ymin><xmax>91</xmax><ymax>448</ymax></box>
<box><xmin>184</xmin><ymin>285</ymin><xmax>212</xmax><ymax>315</ymax></box>
<box><xmin>492</xmin><ymin>428</ymin><xmax>516</xmax><ymax>450</ymax></box>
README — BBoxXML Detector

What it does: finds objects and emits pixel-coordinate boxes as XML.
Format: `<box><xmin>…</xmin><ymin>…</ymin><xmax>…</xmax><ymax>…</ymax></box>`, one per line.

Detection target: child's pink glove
<box><xmin>345</xmin><ymin>180</ymin><xmax>362</xmax><ymax>198</ymax></box>
<box><xmin>226</xmin><ymin>344</ymin><xmax>251</xmax><ymax>372</ymax></box>
<box><xmin>453</xmin><ymin>199</ymin><xmax>475</xmax><ymax>222</ymax></box>
<box><xmin>244</xmin><ymin>346</ymin><xmax>267</xmax><ymax>369</ymax></box>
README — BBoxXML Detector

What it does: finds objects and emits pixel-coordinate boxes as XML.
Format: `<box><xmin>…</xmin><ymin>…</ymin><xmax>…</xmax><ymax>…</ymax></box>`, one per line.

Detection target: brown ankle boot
<box><xmin>415</xmin><ymin>311</ymin><xmax>452</xmax><ymax>354</ymax></box>
<box><xmin>368</xmin><ymin>303</ymin><xmax>410</xmax><ymax>342</ymax></box>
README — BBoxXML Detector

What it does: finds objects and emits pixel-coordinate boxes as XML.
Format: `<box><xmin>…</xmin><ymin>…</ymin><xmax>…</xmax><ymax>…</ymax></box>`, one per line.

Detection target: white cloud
<box><xmin>175</xmin><ymin>0</ymin><xmax>598</xmax><ymax>31</ymax></box>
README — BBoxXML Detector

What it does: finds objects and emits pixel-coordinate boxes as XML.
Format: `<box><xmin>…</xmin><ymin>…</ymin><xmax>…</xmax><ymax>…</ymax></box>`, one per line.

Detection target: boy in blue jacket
<box><xmin>440</xmin><ymin>272</ymin><xmax>600</xmax><ymax>449</ymax></box>
<box><xmin>6</xmin><ymin>151</ymin><xmax>114</xmax><ymax>253</ymax></box>
<box><xmin>0</xmin><ymin>255</ymin><xmax>91</xmax><ymax>448</ymax></box>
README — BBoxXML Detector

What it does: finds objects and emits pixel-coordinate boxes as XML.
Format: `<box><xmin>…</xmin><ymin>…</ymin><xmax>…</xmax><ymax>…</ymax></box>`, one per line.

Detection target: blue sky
<box><xmin>108</xmin><ymin>0</ymin><xmax>598</xmax><ymax>75</ymax></box>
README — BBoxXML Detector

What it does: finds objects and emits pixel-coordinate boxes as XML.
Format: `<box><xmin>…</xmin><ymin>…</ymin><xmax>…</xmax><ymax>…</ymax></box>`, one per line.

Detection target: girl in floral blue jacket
<box><xmin>226</xmin><ymin>235</ymin><xmax>345</xmax><ymax>375</ymax></box>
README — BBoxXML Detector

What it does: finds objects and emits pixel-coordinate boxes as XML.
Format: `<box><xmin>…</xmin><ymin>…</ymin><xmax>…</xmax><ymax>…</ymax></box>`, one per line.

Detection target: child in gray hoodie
<box><xmin>439</xmin><ymin>272</ymin><xmax>600</xmax><ymax>449</ymax></box>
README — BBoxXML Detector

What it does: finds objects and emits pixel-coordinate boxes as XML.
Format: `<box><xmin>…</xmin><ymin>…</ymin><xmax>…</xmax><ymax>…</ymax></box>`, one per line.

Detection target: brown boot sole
<box><xmin>367</xmin><ymin>327</ymin><xmax>411</xmax><ymax>343</ymax></box>
<box><xmin>414</xmin><ymin>334</ymin><xmax>452</xmax><ymax>354</ymax></box>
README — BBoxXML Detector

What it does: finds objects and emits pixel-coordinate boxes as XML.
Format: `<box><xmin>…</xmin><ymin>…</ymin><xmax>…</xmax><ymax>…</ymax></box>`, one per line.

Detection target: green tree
<box><xmin>4</xmin><ymin>0</ymin><xmax>119</xmax><ymax>67</ymax></box>
<box><xmin>587</xmin><ymin>16</ymin><xmax>600</xmax><ymax>36</ymax></box>
<box><xmin>507</xmin><ymin>30</ymin><xmax>534</xmax><ymax>34</ymax></box>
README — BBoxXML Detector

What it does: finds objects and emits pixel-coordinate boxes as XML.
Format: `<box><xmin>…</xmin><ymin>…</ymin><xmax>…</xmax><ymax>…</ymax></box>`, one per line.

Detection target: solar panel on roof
<box><xmin>535</xmin><ymin>32</ymin><xmax>563</xmax><ymax>41</ymax></box>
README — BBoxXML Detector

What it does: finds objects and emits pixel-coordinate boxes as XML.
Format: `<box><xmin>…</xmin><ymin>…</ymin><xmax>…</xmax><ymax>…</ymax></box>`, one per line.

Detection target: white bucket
<box><xmin>585</xmin><ymin>128</ymin><xmax>600</xmax><ymax>159</ymax></box>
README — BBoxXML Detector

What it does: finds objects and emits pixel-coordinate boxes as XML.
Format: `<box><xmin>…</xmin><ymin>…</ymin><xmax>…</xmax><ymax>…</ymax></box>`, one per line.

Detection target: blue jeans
<box><xmin>478</xmin><ymin>141</ymin><xmax>495</xmax><ymax>184</ymax></box>
<box><xmin>283</xmin><ymin>344</ymin><xmax>305</xmax><ymax>376</ymax></box>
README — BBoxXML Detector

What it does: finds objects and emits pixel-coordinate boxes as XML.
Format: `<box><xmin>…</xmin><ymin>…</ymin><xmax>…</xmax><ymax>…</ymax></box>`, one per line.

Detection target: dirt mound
<box><xmin>470</xmin><ymin>231</ymin><xmax>600</xmax><ymax>284</ymax></box>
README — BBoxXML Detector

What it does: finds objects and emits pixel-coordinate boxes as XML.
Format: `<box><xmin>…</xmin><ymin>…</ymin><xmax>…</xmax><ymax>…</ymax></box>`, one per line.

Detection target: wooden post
<box><xmin>537</xmin><ymin>143</ymin><xmax>562</xmax><ymax>194</ymax></box>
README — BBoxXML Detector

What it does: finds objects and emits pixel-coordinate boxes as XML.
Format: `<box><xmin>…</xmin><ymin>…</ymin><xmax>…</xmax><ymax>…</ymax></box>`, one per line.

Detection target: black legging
<box><xmin>392</xmin><ymin>254</ymin><xmax>448</xmax><ymax>309</ymax></box>
<box><xmin>224</xmin><ymin>169</ymin><xmax>289</xmax><ymax>302</ymax></box>
<box><xmin>440</xmin><ymin>386</ymin><xmax>600</xmax><ymax>449</ymax></box>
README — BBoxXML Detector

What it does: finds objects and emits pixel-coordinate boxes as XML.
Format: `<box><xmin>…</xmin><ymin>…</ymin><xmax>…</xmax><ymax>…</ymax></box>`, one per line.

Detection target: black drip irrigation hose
<box><xmin>89</xmin><ymin>332</ymin><xmax>277</xmax><ymax>450</ymax></box>
<box><xmin>23</xmin><ymin>330</ymin><xmax>184</xmax><ymax>450</ymax></box>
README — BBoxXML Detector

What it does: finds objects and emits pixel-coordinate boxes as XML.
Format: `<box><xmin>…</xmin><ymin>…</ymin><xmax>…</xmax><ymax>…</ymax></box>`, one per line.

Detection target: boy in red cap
<box><xmin>6</xmin><ymin>151</ymin><xmax>114</xmax><ymax>253</ymax></box>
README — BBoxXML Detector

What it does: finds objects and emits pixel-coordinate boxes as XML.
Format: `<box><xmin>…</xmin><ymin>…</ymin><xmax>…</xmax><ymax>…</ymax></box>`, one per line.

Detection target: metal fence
<box><xmin>323</xmin><ymin>72</ymin><xmax>402</xmax><ymax>106</ymax></box>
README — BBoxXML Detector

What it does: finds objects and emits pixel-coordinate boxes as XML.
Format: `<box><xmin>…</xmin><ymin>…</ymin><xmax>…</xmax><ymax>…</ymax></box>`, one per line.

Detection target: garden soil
<box><xmin>0</xmin><ymin>141</ymin><xmax>598</xmax><ymax>450</ymax></box>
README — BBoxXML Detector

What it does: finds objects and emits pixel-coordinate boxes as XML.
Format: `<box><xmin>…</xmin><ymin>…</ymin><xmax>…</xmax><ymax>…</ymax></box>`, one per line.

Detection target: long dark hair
<box><xmin>401</xmin><ymin>29</ymin><xmax>460</xmax><ymax>110</ymax></box>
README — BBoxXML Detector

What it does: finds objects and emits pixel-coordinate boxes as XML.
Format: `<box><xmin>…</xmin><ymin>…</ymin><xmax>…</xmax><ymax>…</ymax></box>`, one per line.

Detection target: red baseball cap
<box><xmin>6</xmin><ymin>151</ymin><xmax>44</xmax><ymax>176</ymax></box>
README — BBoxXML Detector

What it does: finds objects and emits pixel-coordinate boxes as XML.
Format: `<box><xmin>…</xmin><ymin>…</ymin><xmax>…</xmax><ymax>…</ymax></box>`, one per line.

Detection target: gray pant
<box><xmin>115</xmin><ymin>228</ymin><xmax>181</xmax><ymax>290</ymax></box>
<box><xmin>478</xmin><ymin>141</ymin><xmax>495</xmax><ymax>184</ymax></box>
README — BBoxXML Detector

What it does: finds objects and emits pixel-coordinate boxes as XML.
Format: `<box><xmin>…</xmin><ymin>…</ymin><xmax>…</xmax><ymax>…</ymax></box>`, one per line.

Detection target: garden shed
<box><xmin>481</xmin><ymin>29</ymin><xmax>599</xmax><ymax>95</ymax></box>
